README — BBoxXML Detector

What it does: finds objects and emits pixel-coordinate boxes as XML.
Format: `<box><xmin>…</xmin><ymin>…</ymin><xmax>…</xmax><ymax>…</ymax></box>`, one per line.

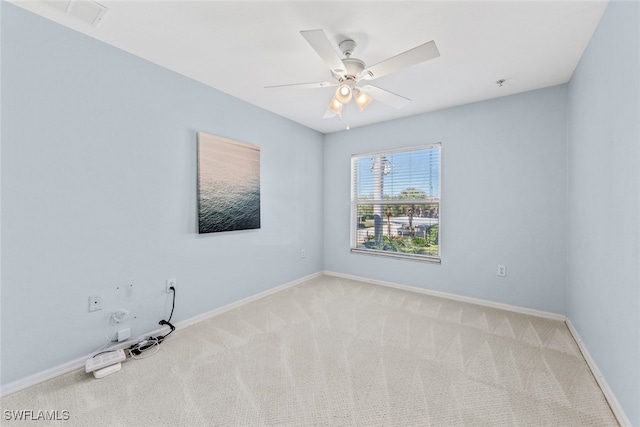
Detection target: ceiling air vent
<box><xmin>42</xmin><ymin>0</ymin><xmax>108</xmax><ymax>27</ymax></box>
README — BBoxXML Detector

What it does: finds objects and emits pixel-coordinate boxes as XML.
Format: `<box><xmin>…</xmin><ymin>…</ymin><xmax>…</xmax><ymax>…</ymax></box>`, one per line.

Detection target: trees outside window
<box><xmin>351</xmin><ymin>144</ymin><xmax>441</xmax><ymax>262</ymax></box>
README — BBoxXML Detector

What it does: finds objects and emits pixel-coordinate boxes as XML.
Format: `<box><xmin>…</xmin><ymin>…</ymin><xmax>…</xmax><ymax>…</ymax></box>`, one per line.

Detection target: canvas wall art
<box><xmin>197</xmin><ymin>132</ymin><xmax>261</xmax><ymax>234</ymax></box>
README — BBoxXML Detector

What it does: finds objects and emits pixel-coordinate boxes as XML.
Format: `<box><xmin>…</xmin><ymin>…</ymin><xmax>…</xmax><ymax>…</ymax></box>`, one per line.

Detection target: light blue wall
<box><xmin>0</xmin><ymin>3</ymin><xmax>324</xmax><ymax>385</ymax></box>
<box><xmin>2</xmin><ymin>1</ymin><xmax>638</xmax><ymax>421</ymax></box>
<box><xmin>567</xmin><ymin>1</ymin><xmax>640</xmax><ymax>424</ymax></box>
<box><xmin>324</xmin><ymin>86</ymin><xmax>568</xmax><ymax>314</ymax></box>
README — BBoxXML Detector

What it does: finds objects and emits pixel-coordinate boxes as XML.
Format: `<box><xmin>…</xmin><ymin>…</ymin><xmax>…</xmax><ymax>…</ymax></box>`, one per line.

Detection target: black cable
<box><xmin>166</xmin><ymin>286</ymin><xmax>176</xmax><ymax>323</ymax></box>
<box><xmin>156</xmin><ymin>286</ymin><xmax>176</xmax><ymax>342</ymax></box>
<box><xmin>92</xmin><ymin>349</ymin><xmax>119</xmax><ymax>358</ymax></box>
<box><xmin>128</xmin><ymin>286</ymin><xmax>177</xmax><ymax>356</ymax></box>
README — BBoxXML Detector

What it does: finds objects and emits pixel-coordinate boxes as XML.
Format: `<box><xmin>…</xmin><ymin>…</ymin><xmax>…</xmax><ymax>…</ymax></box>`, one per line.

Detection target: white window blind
<box><xmin>351</xmin><ymin>144</ymin><xmax>441</xmax><ymax>262</ymax></box>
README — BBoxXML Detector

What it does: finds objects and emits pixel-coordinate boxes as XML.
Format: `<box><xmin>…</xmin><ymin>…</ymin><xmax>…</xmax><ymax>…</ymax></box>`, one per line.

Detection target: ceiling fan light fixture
<box><xmin>353</xmin><ymin>89</ymin><xmax>373</xmax><ymax>111</ymax></box>
<box><xmin>275</xmin><ymin>30</ymin><xmax>441</xmax><ymax>122</ymax></box>
<box><xmin>328</xmin><ymin>96</ymin><xmax>343</xmax><ymax>115</ymax></box>
<box><xmin>335</xmin><ymin>83</ymin><xmax>353</xmax><ymax>103</ymax></box>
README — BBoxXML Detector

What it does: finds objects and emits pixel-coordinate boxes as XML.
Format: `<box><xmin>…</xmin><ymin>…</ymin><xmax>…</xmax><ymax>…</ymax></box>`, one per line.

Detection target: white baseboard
<box><xmin>324</xmin><ymin>271</ymin><xmax>631</xmax><ymax>426</ymax></box>
<box><xmin>0</xmin><ymin>354</ymin><xmax>88</xmax><ymax>398</ymax></box>
<box><xmin>4</xmin><ymin>269</ymin><xmax>629</xmax><ymax>427</ymax></box>
<box><xmin>0</xmin><ymin>271</ymin><xmax>323</xmax><ymax>397</ymax></box>
<box><xmin>565</xmin><ymin>319</ymin><xmax>631</xmax><ymax>427</ymax></box>
<box><xmin>172</xmin><ymin>271</ymin><xmax>323</xmax><ymax>330</ymax></box>
<box><xmin>323</xmin><ymin>270</ymin><xmax>567</xmax><ymax>321</ymax></box>
<box><xmin>0</xmin><ymin>324</ymin><xmax>164</xmax><ymax>397</ymax></box>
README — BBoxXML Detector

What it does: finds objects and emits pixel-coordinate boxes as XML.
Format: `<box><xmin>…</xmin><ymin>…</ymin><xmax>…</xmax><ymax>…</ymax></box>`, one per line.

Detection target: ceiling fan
<box><xmin>266</xmin><ymin>29</ymin><xmax>440</xmax><ymax>118</ymax></box>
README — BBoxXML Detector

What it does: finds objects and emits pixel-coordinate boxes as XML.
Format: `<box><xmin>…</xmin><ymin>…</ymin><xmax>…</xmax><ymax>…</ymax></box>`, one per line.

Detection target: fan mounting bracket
<box><xmin>339</xmin><ymin>39</ymin><xmax>356</xmax><ymax>57</ymax></box>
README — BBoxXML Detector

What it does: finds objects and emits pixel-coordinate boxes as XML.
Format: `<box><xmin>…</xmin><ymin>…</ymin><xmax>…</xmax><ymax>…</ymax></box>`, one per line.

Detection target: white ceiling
<box><xmin>12</xmin><ymin>1</ymin><xmax>609</xmax><ymax>134</ymax></box>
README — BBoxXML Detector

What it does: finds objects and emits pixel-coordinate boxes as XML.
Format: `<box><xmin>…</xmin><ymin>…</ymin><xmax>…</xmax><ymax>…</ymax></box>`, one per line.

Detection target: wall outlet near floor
<box><xmin>301</xmin><ymin>249</ymin><xmax>306</xmax><ymax>259</ymax></box>
<box><xmin>497</xmin><ymin>264</ymin><xmax>507</xmax><ymax>277</ymax></box>
<box><xmin>166</xmin><ymin>278</ymin><xmax>176</xmax><ymax>293</ymax></box>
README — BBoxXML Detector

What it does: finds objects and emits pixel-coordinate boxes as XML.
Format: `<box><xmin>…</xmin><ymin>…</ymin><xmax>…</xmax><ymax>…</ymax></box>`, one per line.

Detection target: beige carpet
<box><xmin>1</xmin><ymin>275</ymin><xmax>618</xmax><ymax>426</ymax></box>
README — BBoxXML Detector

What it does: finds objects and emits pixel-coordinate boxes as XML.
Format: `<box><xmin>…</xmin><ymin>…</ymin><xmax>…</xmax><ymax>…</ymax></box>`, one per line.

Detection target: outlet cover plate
<box><xmin>497</xmin><ymin>264</ymin><xmax>507</xmax><ymax>277</ymax></box>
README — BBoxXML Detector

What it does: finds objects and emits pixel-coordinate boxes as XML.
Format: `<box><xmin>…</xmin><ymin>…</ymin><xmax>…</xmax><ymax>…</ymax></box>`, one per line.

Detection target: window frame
<box><xmin>350</xmin><ymin>143</ymin><xmax>442</xmax><ymax>263</ymax></box>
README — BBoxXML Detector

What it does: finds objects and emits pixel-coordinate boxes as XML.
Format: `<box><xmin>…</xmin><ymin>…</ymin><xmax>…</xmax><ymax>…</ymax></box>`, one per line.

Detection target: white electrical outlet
<box><xmin>301</xmin><ymin>250</ymin><xmax>306</xmax><ymax>259</ymax></box>
<box><xmin>166</xmin><ymin>278</ymin><xmax>176</xmax><ymax>293</ymax></box>
<box><xmin>497</xmin><ymin>264</ymin><xmax>507</xmax><ymax>277</ymax></box>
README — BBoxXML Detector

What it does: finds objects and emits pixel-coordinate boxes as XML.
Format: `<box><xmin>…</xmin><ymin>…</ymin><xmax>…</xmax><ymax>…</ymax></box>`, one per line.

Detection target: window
<box><xmin>351</xmin><ymin>144</ymin><xmax>441</xmax><ymax>262</ymax></box>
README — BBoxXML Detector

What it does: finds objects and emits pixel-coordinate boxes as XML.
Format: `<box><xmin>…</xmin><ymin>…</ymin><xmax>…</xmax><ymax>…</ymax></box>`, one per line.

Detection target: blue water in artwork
<box><xmin>198</xmin><ymin>136</ymin><xmax>260</xmax><ymax>234</ymax></box>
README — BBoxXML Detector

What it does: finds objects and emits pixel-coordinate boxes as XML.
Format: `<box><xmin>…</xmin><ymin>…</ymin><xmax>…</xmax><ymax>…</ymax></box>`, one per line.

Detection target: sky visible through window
<box><xmin>356</xmin><ymin>148</ymin><xmax>440</xmax><ymax>199</ymax></box>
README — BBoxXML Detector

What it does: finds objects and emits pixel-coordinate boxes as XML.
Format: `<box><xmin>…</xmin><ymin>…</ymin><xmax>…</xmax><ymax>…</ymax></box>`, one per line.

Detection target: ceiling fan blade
<box><xmin>300</xmin><ymin>29</ymin><xmax>347</xmax><ymax>76</ymax></box>
<box><xmin>359</xmin><ymin>41</ymin><xmax>439</xmax><ymax>81</ymax></box>
<box><xmin>360</xmin><ymin>85</ymin><xmax>411</xmax><ymax>109</ymax></box>
<box><xmin>323</xmin><ymin>109</ymin><xmax>337</xmax><ymax>119</ymax></box>
<box><xmin>265</xmin><ymin>81</ymin><xmax>336</xmax><ymax>89</ymax></box>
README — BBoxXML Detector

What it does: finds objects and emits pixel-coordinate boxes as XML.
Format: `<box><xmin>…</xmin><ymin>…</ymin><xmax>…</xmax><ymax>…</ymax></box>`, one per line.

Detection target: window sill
<box><xmin>350</xmin><ymin>248</ymin><xmax>441</xmax><ymax>264</ymax></box>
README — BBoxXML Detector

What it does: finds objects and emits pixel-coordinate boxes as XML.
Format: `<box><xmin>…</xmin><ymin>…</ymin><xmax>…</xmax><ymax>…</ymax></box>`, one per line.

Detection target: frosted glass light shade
<box><xmin>328</xmin><ymin>96</ymin><xmax>343</xmax><ymax>115</ymax></box>
<box><xmin>335</xmin><ymin>84</ymin><xmax>352</xmax><ymax>103</ymax></box>
<box><xmin>354</xmin><ymin>89</ymin><xmax>373</xmax><ymax>111</ymax></box>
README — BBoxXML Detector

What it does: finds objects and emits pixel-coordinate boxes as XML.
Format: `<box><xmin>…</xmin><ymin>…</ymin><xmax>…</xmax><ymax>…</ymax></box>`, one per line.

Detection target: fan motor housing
<box><xmin>332</xmin><ymin>58</ymin><xmax>365</xmax><ymax>81</ymax></box>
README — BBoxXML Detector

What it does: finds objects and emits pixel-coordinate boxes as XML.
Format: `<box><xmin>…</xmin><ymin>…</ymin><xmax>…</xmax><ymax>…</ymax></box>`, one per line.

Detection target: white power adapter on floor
<box><xmin>93</xmin><ymin>362</ymin><xmax>122</xmax><ymax>379</ymax></box>
<box><xmin>85</xmin><ymin>349</ymin><xmax>126</xmax><ymax>379</ymax></box>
